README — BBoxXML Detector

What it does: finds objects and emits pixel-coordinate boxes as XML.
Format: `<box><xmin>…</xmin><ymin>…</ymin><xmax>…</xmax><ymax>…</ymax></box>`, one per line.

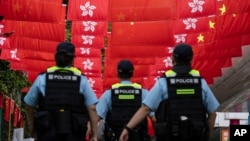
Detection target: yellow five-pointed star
<box><xmin>116</xmin><ymin>28</ymin><xmax>124</xmax><ymax>35</ymax></box>
<box><xmin>219</xmin><ymin>4</ymin><xmax>226</xmax><ymax>15</ymax></box>
<box><xmin>197</xmin><ymin>34</ymin><xmax>204</xmax><ymax>42</ymax></box>
<box><xmin>117</xmin><ymin>12</ymin><xmax>125</xmax><ymax>21</ymax></box>
<box><xmin>12</xmin><ymin>2</ymin><xmax>21</xmax><ymax>12</ymax></box>
<box><xmin>209</xmin><ymin>21</ymin><xmax>215</xmax><ymax>29</ymax></box>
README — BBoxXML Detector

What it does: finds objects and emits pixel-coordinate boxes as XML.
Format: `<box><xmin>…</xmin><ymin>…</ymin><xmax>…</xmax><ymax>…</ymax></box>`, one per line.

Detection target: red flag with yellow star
<box><xmin>0</xmin><ymin>0</ymin><xmax>63</xmax><ymax>22</ymax></box>
<box><xmin>108</xmin><ymin>0</ymin><xmax>176</xmax><ymax>21</ymax></box>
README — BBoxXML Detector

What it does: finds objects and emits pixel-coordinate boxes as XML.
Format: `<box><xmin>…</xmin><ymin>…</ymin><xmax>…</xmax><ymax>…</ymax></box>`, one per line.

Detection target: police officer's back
<box><xmin>97</xmin><ymin>60</ymin><xmax>150</xmax><ymax>141</ymax></box>
<box><xmin>119</xmin><ymin>44</ymin><xmax>220</xmax><ymax>141</ymax></box>
<box><xmin>24</xmin><ymin>42</ymin><xmax>99</xmax><ymax>141</ymax></box>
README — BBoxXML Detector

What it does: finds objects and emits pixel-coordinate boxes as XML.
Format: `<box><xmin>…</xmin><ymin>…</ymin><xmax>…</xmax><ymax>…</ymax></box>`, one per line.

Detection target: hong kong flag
<box><xmin>67</xmin><ymin>0</ymin><xmax>109</xmax><ymax>21</ymax></box>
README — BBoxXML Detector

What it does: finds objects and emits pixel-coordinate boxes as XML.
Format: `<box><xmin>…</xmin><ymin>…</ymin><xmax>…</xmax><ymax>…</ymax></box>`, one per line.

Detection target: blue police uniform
<box><xmin>24</xmin><ymin>67</ymin><xmax>98</xmax><ymax>107</ymax></box>
<box><xmin>24</xmin><ymin>66</ymin><xmax>98</xmax><ymax>141</ymax></box>
<box><xmin>142</xmin><ymin>72</ymin><xmax>220</xmax><ymax>114</ymax></box>
<box><xmin>97</xmin><ymin>80</ymin><xmax>154</xmax><ymax>119</ymax></box>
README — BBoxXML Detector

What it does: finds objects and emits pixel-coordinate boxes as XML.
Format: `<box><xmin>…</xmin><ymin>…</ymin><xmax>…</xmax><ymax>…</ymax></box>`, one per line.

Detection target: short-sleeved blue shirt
<box><xmin>24</xmin><ymin>70</ymin><xmax>98</xmax><ymax>108</ymax></box>
<box><xmin>97</xmin><ymin>80</ymin><xmax>154</xmax><ymax>119</ymax></box>
<box><xmin>143</xmin><ymin>77</ymin><xmax>220</xmax><ymax>113</ymax></box>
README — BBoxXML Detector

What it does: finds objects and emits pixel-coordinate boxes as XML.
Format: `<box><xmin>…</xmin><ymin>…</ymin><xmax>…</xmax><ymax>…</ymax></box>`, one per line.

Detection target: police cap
<box><xmin>56</xmin><ymin>42</ymin><xmax>75</xmax><ymax>56</ymax></box>
<box><xmin>117</xmin><ymin>60</ymin><xmax>134</xmax><ymax>73</ymax></box>
<box><xmin>173</xmin><ymin>43</ymin><xmax>193</xmax><ymax>62</ymax></box>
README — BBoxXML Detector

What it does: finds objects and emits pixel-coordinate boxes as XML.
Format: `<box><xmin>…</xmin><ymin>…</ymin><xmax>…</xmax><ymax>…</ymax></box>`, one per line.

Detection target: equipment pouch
<box><xmin>55</xmin><ymin>110</ymin><xmax>71</xmax><ymax>134</ymax></box>
<box><xmin>154</xmin><ymin>122</ymin><xmax>169</xmax><ymax>140</ymax></box>
<box><xmin>34</xmin><ymin>111</ymin><xmax>51</xmax><ymax>133</ymax></box>
<box><xmin>179</xmin><ymin>118</ymin><xmax>193</xmax><ymax>141</ymax></box>
<box><xmin>72</xmin><ymin>113</ymin><xmax>88</xmax><ymax>136</ymax></box>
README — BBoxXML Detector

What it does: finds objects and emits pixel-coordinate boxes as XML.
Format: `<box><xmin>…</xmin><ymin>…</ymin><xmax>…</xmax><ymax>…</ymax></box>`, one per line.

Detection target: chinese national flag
<box><xmin>11</xmin><ymin>36</ymin><xmax>58</xmax><ymax>52</ymax></box>
<box><xmin>111</xmin><ymin>21</ymin><xmax>173</xmax><ymax>46</ymax></box>
<box><xmin>108</xmin><ymin>0</ymin><xmax>176</xmax><ymax>21</ymax></box>
<box><xmin>107</xmin><ymin>45</ymin><xmax>168</xmax><ymax>58</ymax></box>
<box><xmin>10</xmin><ymin>59</ymin><xmax>54</xmax><ymax>72</ymax></box>
<box><xmin>215</xmin><ymin>13</ymin><xmax>250</xmax><ymax>39</ymax></box>
<box><xmin>71</xmin><ymin>21</ymin><xmax>108</xmax><ymax>36</ymax></box>
<box><xmin>3</xmin><ymin>20</ymin><xmax>65</xmax><ymax>42</ymax></box>
<box><xmin>67</xmin><ymin>0</ymin><xmax>109</xmax><ymax>21</ymax></box>
<box><xmin>0</xmin><ymin>0</ymin><xmax>63</xmax><ymax>22</ymax></box>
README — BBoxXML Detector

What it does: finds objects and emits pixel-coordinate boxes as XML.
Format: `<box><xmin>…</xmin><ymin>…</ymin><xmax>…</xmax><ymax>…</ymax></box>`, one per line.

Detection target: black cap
<box><xmin>56</xmin><ymin>42</ymin><xmax>75</xmax><ymax>56</ymax></box>
<box><xmin>173</xmin><ymin>43</ymin><xmax>193</xmax><ymax>62</ymax></box>
<box><xmin>117</xmin><ymin>60</ymin><xmax>134</xmax><ymax>73</ymax></box>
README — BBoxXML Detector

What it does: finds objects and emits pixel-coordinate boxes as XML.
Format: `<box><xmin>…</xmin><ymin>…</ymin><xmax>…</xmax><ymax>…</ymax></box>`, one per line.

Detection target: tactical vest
<box><xmin>38</xmin><ymin>66</ymin><xmax>87</xmax><ymax>114</ymax></box>
<box><xmin>106</xmin><ymin>83</ymin><xmax>148</xmax><ymax>141</ymax></box>
<box><xmin>155</xmin><ymin>69</ymin><xmax>208</xmax><ymax>141</ymax></box>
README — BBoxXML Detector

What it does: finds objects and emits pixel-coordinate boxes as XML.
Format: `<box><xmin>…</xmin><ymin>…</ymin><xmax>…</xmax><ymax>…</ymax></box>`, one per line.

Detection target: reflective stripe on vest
<box><xmin>111</xmin><ymin>83</ymin><xmax>141</xmax><ymax>100</ymax></box>
<box><xmin>165</xmin><ymin>69</ymin><xmax>200</xmax><ymax>77</ymax></box>
<box><xmin>47</xmin><ymin>66</ymin><xmax>81</xmax><ymax>75</ymax></box>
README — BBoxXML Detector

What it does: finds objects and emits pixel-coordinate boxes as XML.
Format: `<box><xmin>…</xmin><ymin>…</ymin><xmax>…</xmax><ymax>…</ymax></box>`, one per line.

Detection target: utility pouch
<box><xmin>154</xmin><ymin>122</ymin><xmax>169</xmax><ymax>140</ymax></box>
<box><xmin>179</xmin><ymin>119</ymin><xmax>193</xmax><ymax>141</ymax></box>
<box><xmin>55</xmin><ymin>110</ymin><xmax>71</xmax><ymax>134</ymax></box>
<box><xmin>34</xmin><ymin>111</ymin><xmax>51</xmax><ymax>133</ymax></box>
<box><xmin>72</xmin><ymin>113</ymin><xmax>88</xmax><ymax>136</ymax></box>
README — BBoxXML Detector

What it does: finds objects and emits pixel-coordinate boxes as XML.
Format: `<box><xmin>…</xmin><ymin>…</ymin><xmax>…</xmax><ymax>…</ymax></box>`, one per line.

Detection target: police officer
<box><xmin>97</xmin><ymin>60</ymin><xmax>153</xmax><ymax>141</ymax></box>
<box><xmin>119</xmin><ymin>43</ymin><xmax>220</xmax><ymax>141</ymax></box>
<box><xmin>24</xmin><ymin>42</ymin><xmax>99</xmax><ymax>141</ymax></box>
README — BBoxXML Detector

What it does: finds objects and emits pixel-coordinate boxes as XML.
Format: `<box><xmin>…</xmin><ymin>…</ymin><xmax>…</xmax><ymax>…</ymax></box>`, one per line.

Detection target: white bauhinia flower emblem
<box><xmin>80</xmin><ymin>1</ymin><xmax>96</xmax><ymax>17</ymax></box>
<box><xmin>87</xmin><ymin>78</ymin><xmax>95</xmax><ymax>87</ymax></box>
<box><xmin>163</xmin><ymin>57</ymin><xmax>173</xmax><ymax>68</ymax></box>
<box><xmin>0</xmin><ymin>37</ymin><xmax>6</xmax><ymax>46</ymax></box>
<box><xmin>167</xmin><ymin>47</ymin><xmax>174</xmax><ymax>54</ymax></box>
<box><xmin>183</xmin><ymin>18</ymin><xmax>198</xmax><ymax>30</ymax></box>
<box><xmin>83</xmin><ymin>21</ymin><xmax>97</xmax><ymax>32</ymax></box>
<box><xmin>82</xmin><ymin>35</ymin><xmax>95</xmax><ymax>45</ymax></box>
<box><xmin>80</xmin><ymin>48</ymin><xmax>90</xmax><ymax>55</ymax></box>
<box><xmin>10</xmin><ymin>48</ymin><xmax>20</xmax><ymax>60</ymax></box>
<box><xmin>188</xmin><ymin>0</ymin><xmax>205</xmax><ymax>13</ymax></box>
<box><xmin>0</xmin><ymin>24</ymin><xmax>4</xmax><ymax>33</ymax></box>
<box><xmin>174</xmin><ymin>34</ymin><xmax>187</xmax><ymax>43</ymax></box>
<box><xmin>82</xmin><ymin>58</ymin><xmax>94</xmax><ymax>70</ymax></box>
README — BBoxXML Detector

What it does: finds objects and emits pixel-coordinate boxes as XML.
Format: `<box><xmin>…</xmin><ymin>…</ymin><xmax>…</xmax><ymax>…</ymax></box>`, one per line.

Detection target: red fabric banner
<box><xmin>111</xmin><ymin>21</ymin><xmax>174</xmax><ymax>46</ymax></box>
<box><xmin>71</xmin><ymin>35</ymin><xmax>105</xmax><ymax>48</ymax></box>
<box><xmin>67</xmin><ymin>0</ymin><xmax>109</xmax><ymax>21</ymax></box>
<box><xmin>13</xmin><ymin>106</ymin><xmax>20</xmax><ymax>127</ymax></box>
<box><xmin>74</xmin><ymin>57</ymin><xmax>102</xmax><ymax>77</ymax></box>
<box><xmin>71</xmin><ymin>21</ymin><xmax>108</xmax><ymax>36</ymax></box>
<box><xmin>0</xmin><ymin>0</ymin><xmax>63</xmax><ymax>22</ymax></box>
<box><xmin>10</xmin><ymin>36</ymin><xmax>58</xmax><ymax>52</ymax></box>
<box><xmin>108</xmin><ymin>0</ymin><xmax>176</xmax><ymax>21</ymax></box>
<box><xmin>3</xmin><ymin>20</ymin><xmax>66</xmax><ymax>42</ymax></box>
<box><xmin>176</xmin><ymin>0</ymin><xmax>216</xmax><ymax>18</ymax></box>
<box><xmin>75</xmin><ymin>47</ymin><xmax>102</xmax><ymax>58</ymax></box>
<box><xmin>107</xmin><ymin>45</ymin><xmax>169</xmax><ymax>58</ymax></box>
<box><xmin>4</xmin><ymin>96</ymin><xmax>10</xmax><ymax>121</ymax></box>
